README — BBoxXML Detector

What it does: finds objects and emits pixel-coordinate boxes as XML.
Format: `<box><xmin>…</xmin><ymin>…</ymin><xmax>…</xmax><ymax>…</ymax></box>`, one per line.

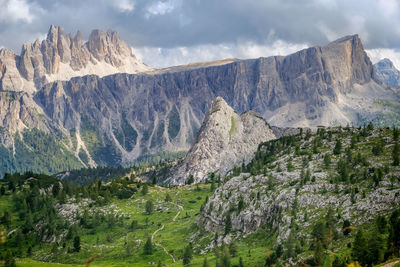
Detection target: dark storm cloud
<box><xmin>0</xmin><ymin>0</ymin><xmax>400</xmax><ymax>54</ymax></box>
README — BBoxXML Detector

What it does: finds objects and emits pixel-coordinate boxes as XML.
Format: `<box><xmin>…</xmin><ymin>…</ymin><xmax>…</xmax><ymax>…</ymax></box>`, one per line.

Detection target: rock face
<box><xmin>374</xmin><ymin>58</ymin><xmax>400</xmax><ymax>86</ymax></box>
<box><xmin>165</xmin><ymin>97</ymin><xmax>276</xmax><ymax>185</ymax></box>
<box><xmin>0</xmin><ymin>25</ymin><xmax>151</xmax><ymax>93</ymax></box>
<box><xmin>0</xmin><ymin>31</ymin><xmax>399</xmax><ymax>175</ymax></box>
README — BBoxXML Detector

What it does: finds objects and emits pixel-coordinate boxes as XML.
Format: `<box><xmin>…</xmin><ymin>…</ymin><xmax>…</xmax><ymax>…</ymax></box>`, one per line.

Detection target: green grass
<box><xmin>6</xmin><ymin>183</ymin><xmax>281</xmax><ymax>266</ymax></box>
<box><xmin>229</xmin><ymin>116</ymin><xmax>237</xmax><ymax>138</ymax></box>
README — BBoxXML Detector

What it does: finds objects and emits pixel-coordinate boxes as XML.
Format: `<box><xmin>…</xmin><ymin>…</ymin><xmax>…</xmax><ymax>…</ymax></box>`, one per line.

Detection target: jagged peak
<box><xmin>207</xmin><ymin>96</ymin><xmax>233</xmax><ymax>116</ymax></box>
<box><xmin>47</xmin><ymin>25</ymin><xmax>64</xmax><ymax>43</ymax></box>
<box><xmin>375</xmin><ymin>58</ymin><xmax>395</xmax><ymax>68</ymax></box>
<box><xmin>329</xmin><ymin>34</ymin><xmax>360</xmax><ymax>44</ymax></box>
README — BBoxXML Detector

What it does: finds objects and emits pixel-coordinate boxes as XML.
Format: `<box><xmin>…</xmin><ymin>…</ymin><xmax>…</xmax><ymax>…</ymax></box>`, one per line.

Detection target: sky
<box><xmin>1</xmin><ymin>0</ymin><xmax>400</xmax><ymax>68</ymax></box>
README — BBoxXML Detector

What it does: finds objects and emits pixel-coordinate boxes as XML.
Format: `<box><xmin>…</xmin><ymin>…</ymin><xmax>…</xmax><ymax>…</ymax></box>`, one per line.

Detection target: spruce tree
<box><xmin>143</xmin><ymin>236</ymin><xmax>153</xmax><ymax>255</ymax></box>
<box><xmin>196</xmin><ymin>256</ymin><xmax>207</xmax><ymax>267</ymax></box>
<box><xmin>224</xmin><ymin>213</ymin><xmax>232</xmax><ymax>235</ymax></box>
<box><xmin>145</xmin><ymin>200</ymin><xmax>154</xmax><ymax>215</ymax></box>
<box><xmin>73</xmin><ymin>236</ymin><xmax>81</xmax><ymax>252</ymax></box>
<box><xmin>183</xmin><ymin>243</ymin><xmax>193</xmax><ymax>265</ymax></box>
<box><xmin>333</xmin><ymin>139</ymin><xmax>342</xmax><ymax>155</ymax></box>
<box><xmin>393</xmin><ymin>143</ymin><xmax>399</xmax><ymax>166</ymax></box>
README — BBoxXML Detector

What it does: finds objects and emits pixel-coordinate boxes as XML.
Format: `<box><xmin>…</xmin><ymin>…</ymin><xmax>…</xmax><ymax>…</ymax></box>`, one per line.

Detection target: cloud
<box><xmin>108</xmin><ymin>0</ymin><xmax>135</xmax><ymax>13</ymax></box>
<box><xmin>0</xmin><ymin>0</ymin><xmax>400</xmax><ymax>67</ymax></box>
<box><xmin>146</xmin><ymin>0</ymin><xmax>180</xmax><ymax>17</ymax></box>
<box><xmin>0</xmin><ymin>0</ymin><xmax>38</xmax><ymax>23</ymax></box>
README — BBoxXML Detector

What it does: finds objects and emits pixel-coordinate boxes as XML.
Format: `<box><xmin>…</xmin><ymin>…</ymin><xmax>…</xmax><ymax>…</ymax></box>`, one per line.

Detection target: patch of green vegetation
<box><xmin>113</xmin><ymin>112</ymin><xmax>138</xmax><ymax>152</ymax></box>
<box><xmin>168</xmin><ymin>105</ymin><xmax>181</xmax><ymax>141</ymax></box>
<box><xmin>0</xmin><ymin>129</ymin><xmax>83</xmax><ymax>177</ymax></box>
<box><xmin>150</xmin><ymin>120</ymin><xmax>165</xmax><ymax>148</ymax></box>
<box><xmin>229</xmin><ymin>116</ymin><xmax>237</xmax><ymax>138</ymax></box>
<box><xmin>78</xmin><ymin>148</ymin><xmax>89</xmax><ymax>166</ymax></box>
<box><xmin>80</xmin><ymin>116</ymin><xmax>121</xmax><ymax>166</ymax></box>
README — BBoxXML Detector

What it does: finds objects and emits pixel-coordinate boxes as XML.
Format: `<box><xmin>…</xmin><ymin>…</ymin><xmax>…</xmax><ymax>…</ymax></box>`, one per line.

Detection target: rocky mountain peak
<box><xmin>47</xmin><ymin>25</ymin><xmax>63</xmax><ymax>44</ymax></box>
<box><xmin>376</xmin><ymin>58</ymin><xmax>394</xmax><ymax>68</ymax></box>
<box><xmin>165</xmin><ymin>97</ymin><xmax>277</xmax><ymax>185</ymax></box>
<box><xmin>0</xmin><ymin>25</ymin><xmax>152</xmax><ymax>93</ymax></box>
<box><xmin>374</xmin><ymin>58</ymin><xmax>400</xmax><ymax>86</ymax></box>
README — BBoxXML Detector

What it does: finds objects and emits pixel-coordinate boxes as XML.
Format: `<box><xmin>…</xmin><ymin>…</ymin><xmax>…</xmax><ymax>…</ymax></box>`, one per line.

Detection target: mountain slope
<box><xmin>196</xmin><ymin>126</ymin><xmax>400</xmax><ymax>263</ymax></box>
<box><xmin>374</xmin><ymin>58</ymin><xmax>400</xmax><ymax>86</ymax></box>
<box><xmin>165</xmin><ymin>97</ymin><xmax>276</xmax><ymax>185</ymax></box>
<box><xmin>1</xmin><ymin>31</ymin><xmax>399</xmax><ymax>176</ymax></box>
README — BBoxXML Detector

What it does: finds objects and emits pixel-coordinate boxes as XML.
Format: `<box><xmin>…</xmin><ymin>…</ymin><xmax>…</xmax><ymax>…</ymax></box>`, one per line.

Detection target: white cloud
<box><xmin>366</xmin><ymin>48</ymin><xmax>400</xmax><ymax>70</ymax></box>
<box><xmin>146</xmin><ymin>0</ymin><xmax>180</xmax><ymax>17</ymax></box>
<box><xmin>0</xmin><ymin>0</ymin><xmax>36</xmax><ymax>23</ymax></box>
<box><xmin>110</xmin><ymin>0</ymin><xmax>135</xmax><ymax>13</ymax></box>
<box><xmin>317</xmin><ymin>22</ymin><xmax>340</xmax><ymax>42</ymax></box>
<box><xmin>135</xmin><ymin>40</ymin><xmax>308</xmax><ymax>68</ymax></box>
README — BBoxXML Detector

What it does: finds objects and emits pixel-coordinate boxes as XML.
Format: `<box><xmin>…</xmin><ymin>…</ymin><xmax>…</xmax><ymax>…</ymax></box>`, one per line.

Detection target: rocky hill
<box><xmin>165</xmin><ymin>97</ymin><xmax>277</xmax><ymax>185</ymax></box>
<box><xmin>374</xmin><ymin>58</ymin><xmax>400</xmax><ymax>86</ymax></box>
<box><xmin>0</xmin><ymin>29</ymin><xmax>399</xmax><ymax>176</ymax></box>
<box><xmin>195</xmin><ymin>125</ymin><xmax>400</xmax><ymax>263</ymax></box>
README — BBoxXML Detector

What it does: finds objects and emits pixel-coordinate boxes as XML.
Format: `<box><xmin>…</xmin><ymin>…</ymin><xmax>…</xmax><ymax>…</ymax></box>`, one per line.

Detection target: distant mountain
<box><xmin>0</xmin><ymin>29</ymin><xmax>399</xmax><ymax>176</ymax></box>
<box><xmin>0</xmin><ymin>25</ymin><xmax>151</xmax><ymax>94</ymax></box>
<box><xmin>165</xmin><ymin>97</ymin><xmax>277</xmax><ymax>185</ymax></box>
<box><xmin>374</xmin><ymin>58</ymin><xmax>400</xmax><ymax>86</ymax></box>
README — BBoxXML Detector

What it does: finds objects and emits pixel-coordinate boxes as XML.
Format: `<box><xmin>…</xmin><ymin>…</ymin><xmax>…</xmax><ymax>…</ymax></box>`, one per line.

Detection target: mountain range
<box><xmin>0</xmin><ymin>26</ymin><xmax>399</xmax><ymax>176</ymax></box>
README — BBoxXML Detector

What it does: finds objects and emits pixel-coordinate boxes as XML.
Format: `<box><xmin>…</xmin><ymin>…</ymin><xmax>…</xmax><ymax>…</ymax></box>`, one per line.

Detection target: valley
<box><xmin>1</xmin><ymin>125</ymin><xmax>399</xmax><ymax>266</ymax></box>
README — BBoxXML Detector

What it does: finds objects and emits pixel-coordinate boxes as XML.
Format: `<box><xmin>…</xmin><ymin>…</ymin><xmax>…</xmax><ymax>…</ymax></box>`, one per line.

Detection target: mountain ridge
<box><xmin>0</xmin><ymin>29</ymin><xmax>399</xmax><ymax>176</ymax></box>
<box><xmin>0</xmin><ymin>25</ymin><xmax>151</xmax><ymax>94</ymax></box>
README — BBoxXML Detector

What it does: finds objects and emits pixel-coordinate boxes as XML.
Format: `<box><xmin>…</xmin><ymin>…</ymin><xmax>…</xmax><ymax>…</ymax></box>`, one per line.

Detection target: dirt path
<box><xmin>150</xmin><ymin>200</ymin><xmax>184</xmax><ymax>265</ymax></box>
<box><xmin>381</xmin><ymin>260</ymin><xmax>400</xmax><ymax>267</ymax></box>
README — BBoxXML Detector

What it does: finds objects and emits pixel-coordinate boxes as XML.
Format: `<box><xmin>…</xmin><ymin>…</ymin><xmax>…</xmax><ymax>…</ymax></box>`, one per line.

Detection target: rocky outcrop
<box><xmin>196</xmin><ymin>128</ymin><xmax>400</xmax><ymax>251</ymax></box>
<box><xmin>374</xmin><ymin>58</ymin><xmax>400</xmax><ymax>86</ymax></box>
<box><xmin>0</xmin><ymin>25</ymin><xmax>151</xmax><ymax>93</ymax></box>
<box><xmin>164</xmin><ymin>97</ymin><xmax>276</xmax><ymax>185</ymax></box>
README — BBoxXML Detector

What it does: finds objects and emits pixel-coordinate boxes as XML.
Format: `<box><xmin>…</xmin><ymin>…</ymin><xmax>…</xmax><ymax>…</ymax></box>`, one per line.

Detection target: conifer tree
<box><xmin>143</xmin><ymin>236</ymin><xmax>153</xmax><ymax>255</ymax></box>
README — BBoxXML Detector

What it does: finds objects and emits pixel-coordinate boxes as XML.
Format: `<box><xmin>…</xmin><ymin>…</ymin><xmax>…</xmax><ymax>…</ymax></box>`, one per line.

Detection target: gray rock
<box><xmin>165</xmin><ymin>97</ymin><xmax>276</xmax><ymax>185</ymax></box>
<box><xmin>374</xmin><ymin>58</ymin><xmax>400</xmax><ymax>87</ymax></box>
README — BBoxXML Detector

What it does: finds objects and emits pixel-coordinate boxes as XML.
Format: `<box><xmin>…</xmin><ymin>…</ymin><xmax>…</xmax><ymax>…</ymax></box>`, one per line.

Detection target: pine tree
<box><xmin>143</xmin><ymin>236</ymin><xmax>153</xmax><ymax>255</ymax></box>
<box><xmin>352</xmin><ymin>230</ymin><xmax>367</xmax><ymax>265</ymax></box>
<box><xmin>221</xmin><ymin>246</ymin><xmax>231</xmax><ymax>267</ymax></box>
<box><xmin>239</xmin><ymin>257</ymin><xmax>244</xmax><ymax>267</ymax></box>
<box><xmin>186</xmin><ymin>174</ymin><xmax>194</xmax><ymax>185</ymax></box>
<box><xmin>73</xmin><ymin>236</ymin><xmax>81</xmax><ymax>252</ymax></box>
<box><xmin>333</xmin><ymin>139</ymin><xmax>342</xmax><ymax>155</ymax></box>
<box><xmin>203</xmin><ymin>257</ymin><xmax>210</xmax><ymax>267</ymax></box>
<box><xmin>394</xmin><ymin>127</ymin><xmax>399</xmax><ymax>141</ymax></box>
<box><xmin>229</xmin><ymin>241</ymin><xmax>237</xmax><ymax>257</ymax></box>
<box><xmin>224</xmin><ymin>213</ymin><xmax>232</xmax><ymax>235</ymax></box>
<box><xmin>145</xmin><ymin>200</ymin><xmax>154</xmax><ymax>215</ymax></box>
<box><xmin>314</xmin><ymin>240</ymin><xmax>324</xmax><ymax>265</ymax></box>
<box><xmin>183</xmin><ymin>243</ymin><xmax>193</xmax><ymax>265</ymax></box>
<box><xmin>165</xmin><ymin>193</ymin><xmax>172</xmax><ymax>202</ymax></box>
<box><xmin>393</xmin><ymin>143</ymin><xmax>399</xmax><ymax>166</ymax></box>
<box><xmin>237</xmin><ymin>196</ymin><xmax>244</xmax><ymax>213</ymax></box>
<box><xmin>324</xmin><ymin>153</ymin><xmax>331</xmax><ymax>169</ymax></box>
